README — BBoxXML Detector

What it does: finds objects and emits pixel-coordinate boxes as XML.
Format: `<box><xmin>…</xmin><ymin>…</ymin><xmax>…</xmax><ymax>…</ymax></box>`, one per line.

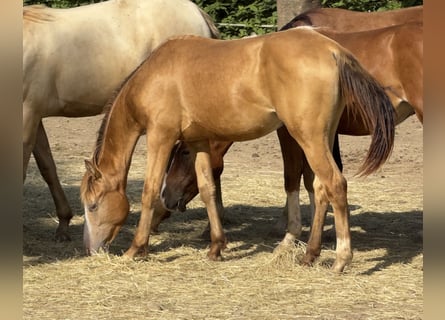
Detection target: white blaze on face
<box><xmin>160</xmin><ymin>173</ymin><xmax>168</xmax><ymax>205</ymax></box>
<box><xmin>84</xmin><ymin>205</ymin><xmax>92</xmax><ymax>228</ymax></box>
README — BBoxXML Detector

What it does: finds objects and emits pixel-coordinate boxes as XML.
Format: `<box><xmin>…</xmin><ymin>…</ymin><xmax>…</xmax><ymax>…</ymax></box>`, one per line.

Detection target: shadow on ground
<box><xmin>23</xmin><ymin>181</ymin><xmax>422</xmax><ymax>273</ymax></box>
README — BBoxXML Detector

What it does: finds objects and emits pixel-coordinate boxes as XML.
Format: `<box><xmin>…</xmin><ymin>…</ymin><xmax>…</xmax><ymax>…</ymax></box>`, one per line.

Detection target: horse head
<box><xmin>80</xmin><ymin>160</ymin><xmax>130</xmax><ymax>255</ymax></box>
<box><xmin>161</xmin><ymin>142</ymin><xmax>198</xmax><ymax>212</ymax></box>
<box><xmin>161</xmin><ymin>140</ymin><xmax>232</xmax><ymax>213</ymax></box>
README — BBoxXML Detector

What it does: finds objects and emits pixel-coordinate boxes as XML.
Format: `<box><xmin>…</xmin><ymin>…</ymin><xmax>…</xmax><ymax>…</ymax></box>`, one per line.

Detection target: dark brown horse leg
<box><xmin>302</xmin><ymin>153</ymin><xmax>315</xmax><ymax>220</ymax></box>
<box><xmin>273</xmin><ymin>127</ymin><xmax>304</xmax><ymax>245</ymax></box>
<box><xmin>274</xmin><ymin>130</ymin><xmax>342</xmax><ymax>242</ymax></box>
<box><xmin>33</xmin><ymin>121</ymin><xmax>73</xmax><ymax>241</ymax></box>
<box><xmin>332</xmin><ymin>134</ymin><xmax>343</xmax><ymax>173</ymax></box>
<box><xmin>190</xmin><ymin>141</ymin><xmax>226</xmax><ymax>260</ymax></box>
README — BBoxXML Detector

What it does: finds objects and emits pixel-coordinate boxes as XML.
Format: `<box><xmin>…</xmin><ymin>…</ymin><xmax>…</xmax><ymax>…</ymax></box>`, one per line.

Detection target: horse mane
<box><xmin>279</xmin><ymin>8</ymin><xmax>320</xmax><ymax>31</ymax></box>
<box><xmin>23</xmin><ymin>5</ymin><xmax>55</xmax><ymax>23</ymax></box>
<box><xmin>93</xmin><ymin>60</ymin><xmax>147</xmax><ymax>165</ymax></box>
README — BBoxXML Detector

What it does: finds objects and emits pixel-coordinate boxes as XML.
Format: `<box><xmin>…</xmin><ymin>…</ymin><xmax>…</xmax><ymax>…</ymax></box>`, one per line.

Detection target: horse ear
<box><xmin>84</xmin><ymin>159</ymin><xmax>102</xmax><ymax>180</ymax></box>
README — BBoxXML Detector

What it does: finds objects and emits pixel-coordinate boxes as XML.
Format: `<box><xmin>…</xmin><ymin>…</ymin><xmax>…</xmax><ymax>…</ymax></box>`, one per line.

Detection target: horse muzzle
<box><xmin>161</xmin><ymin>195</ymin><xmax>187</xmax><ymax>212</ymax></box>
<box><xmin>83</xmin><ymin>222</ymin><xmax>111</xmax><ymax>255</ymax></box>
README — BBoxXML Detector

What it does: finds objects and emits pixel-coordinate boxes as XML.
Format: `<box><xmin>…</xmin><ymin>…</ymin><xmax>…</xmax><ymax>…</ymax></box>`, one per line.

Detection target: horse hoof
<box><xmin>123</xmin><ymin>246</ymin><xmax>143</xmax><ymax>259</ymax></box>
<box><xmin>55</xmin><ymin>232</ymin><xmax>71</xmax><ymax>242</ymax></box>
<box><xmin>273</xmin><ymin>242</ymin><xmax>290</xmax><ymax>255</ymax></box>
<box><xmin>207</xmin><ymin>251</ymin><xmax>222</xmax><ymax>261</ymax></box>
<box><xmin>331</xmin><ymin>260</ymin><xmax>347</xmax><ymax>273</ymax></box>
<box><xmin>301</xmin><ymin>254</ymin><xmax>316</xmax><ymax>267</ymax></box>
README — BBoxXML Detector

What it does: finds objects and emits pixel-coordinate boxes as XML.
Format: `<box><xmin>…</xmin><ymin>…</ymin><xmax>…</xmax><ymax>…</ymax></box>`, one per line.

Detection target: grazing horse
<box><xmin>161</xmin><ymin>21</ymin><xmax>423</xmax><ymax>242</ymax></box>
<box><xmin>80</xmin><ymin>28</ymin><xmax>395</xmax><ymax>273</ymax></box>
<box><xmin>22</xmin><ymin>0</ymin><xmax>219</xmax><ymax>241</ymax></box>
<box><xmin>281</xmin><ymin>5</ymin><xmax>422</xmax><ymax>32</ymax></box>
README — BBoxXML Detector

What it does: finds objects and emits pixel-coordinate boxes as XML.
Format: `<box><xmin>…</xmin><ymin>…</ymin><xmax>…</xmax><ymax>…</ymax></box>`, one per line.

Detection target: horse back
<box><xmin>282</xmin><ymin>6</ymin><xmax>423</xmax><ymax>32</ymax></box>
<box><xmin>23</xmin><ymin>0</ymin><xmax>217</xmax><ymax>117</ymax></box>
<box><xmin>125</xmin><ymin>29</ymin><xmax>343</xmax><ymax>141</ymax></box>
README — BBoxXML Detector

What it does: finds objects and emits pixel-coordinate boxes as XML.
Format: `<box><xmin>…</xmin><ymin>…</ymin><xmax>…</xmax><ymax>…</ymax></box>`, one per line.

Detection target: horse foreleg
<box><xmin>200</xmin><ymin>174</ymin><xmax>225</xmax><ymax>240</ymax></box>
<box><xmin>124</xmin><ymin>135</ymin><xmax>177</xmax><ymax>259</ymax></box>
<box><xmin>23</xmin><ymin>106</ymin><xmax>40</xmax><ymax>182</ymax></box>
<box><xmin>190</xmin><ymin>141</ymin><xmax>226</xmax><ymax>260</ymax></box>
<box><xmin>33</xmin><ymin>121</ymin><xmax>73</xmax><ymax>241</ymax></box>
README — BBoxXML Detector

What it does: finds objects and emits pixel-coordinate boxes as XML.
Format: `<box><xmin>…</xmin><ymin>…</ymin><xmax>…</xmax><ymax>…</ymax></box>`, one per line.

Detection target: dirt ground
<box><xmin>23</xmin><ymin>114</ymin><xmax>423</xmax><ymax>319</ymax></box>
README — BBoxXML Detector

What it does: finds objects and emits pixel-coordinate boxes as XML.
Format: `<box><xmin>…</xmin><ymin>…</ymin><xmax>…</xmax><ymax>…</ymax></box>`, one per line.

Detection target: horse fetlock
<box><xmin>301</xmin><ymin>253</ymin><xmax>316</xmax><ymax>267</ymax></box>
<box><xmin>274</xmin><ymin>232</ymin><xmax>298</xmax><ymax>253</ymax></box>
<box><xmin>302</xmin><ymin>244</ymin><xmax>321</xmax><ymax>266</ymax></box>
<box><xmin>207</xmin><ymin>247</ymin><xmax>223</xmax><ymax>261</ymax></box>
<box><xmin>331</xmin><ymin>257</ymin><xmax>350</xmax><ymax>273</ymax></box>
<box><xmin>330</xmin><ymin>246</ymin><xmax>353</xmax><ymax>273</ymax></box>
<box><xmin>207</xmin><ymin>238</ymin><xmax>226</xmax><ymax>260</ymax></box>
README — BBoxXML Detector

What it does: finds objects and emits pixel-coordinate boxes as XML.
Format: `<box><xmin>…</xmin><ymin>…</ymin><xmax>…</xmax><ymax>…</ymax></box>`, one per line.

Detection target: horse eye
<box><xmin>88</xmin><ymin>203</ymin><xmax>98</xmax><ymax>212</ymax></box>
<box><xmin>182</xmin><ymin>150</ymin><xmax>190</xmax><ymax>156</ymax></box>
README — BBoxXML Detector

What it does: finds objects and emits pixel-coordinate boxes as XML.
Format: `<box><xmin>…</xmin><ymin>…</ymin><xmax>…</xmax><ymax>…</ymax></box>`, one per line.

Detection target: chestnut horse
<box><xmin>281</xmin><ymin>5</ymin><xmax>422</xmax><ymax>31</ymax></box>
<box><xmin>80</xmin><ymin>28</ymin><xmax>395</xmax><ymax>273</ymax></box>
<box><xmin>23</xmin><ymin>0</ymin><xmax>219</xmax><ymax>241</ymax></box>
<box><xmin>161</xmin><ymin>22</ymin><xmax>423</xmax><ymax>245</ymax></box>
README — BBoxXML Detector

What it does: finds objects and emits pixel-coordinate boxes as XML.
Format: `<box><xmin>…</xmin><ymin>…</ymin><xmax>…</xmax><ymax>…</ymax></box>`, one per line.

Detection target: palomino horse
<box><xmin>23</xmin><ymin>0</ymin><xmax>219</xmax><ymax>241</ymax></box>
<box><xmin>157</xmin><ymin>6</ymin><xmax>423</xmax><ymax>234</ymax></box>
<box><xmin>161</xmin><ymin>22</ymin><xmax>423</xmax><ymax>247</ymax></box>
<box><xmin>281</xmin><ymin>5</ymin><xmax>422</xmax><ymax>31</ymax></box>
<box><xmin>81</xmin><ymin>28</ymin><xmax>395</xmax><ymax>273</ymax></box>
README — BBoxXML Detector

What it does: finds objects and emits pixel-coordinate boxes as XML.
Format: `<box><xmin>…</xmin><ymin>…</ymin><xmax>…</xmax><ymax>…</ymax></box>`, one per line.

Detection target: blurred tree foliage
<box><xmin>23</xmin><ymin>0</ymin><xmax>422</xmax><ymax>38</ymax></box>
<box><xmin>321</xmin><ymin>0</ymin><xmax>422</xmax><ymax>11</ymax></box>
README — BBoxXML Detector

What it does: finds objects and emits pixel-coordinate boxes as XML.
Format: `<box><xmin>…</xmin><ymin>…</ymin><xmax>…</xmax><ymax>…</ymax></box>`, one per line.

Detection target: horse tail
<box><xmin>197</xmin><ymin>8</ymin><xmax>221</xmax><ymax>39</ymax></box>
<box><xmin>336</xmin><ymin>51</ymin><xmax>395</xmax><ymax>176</ymax></box>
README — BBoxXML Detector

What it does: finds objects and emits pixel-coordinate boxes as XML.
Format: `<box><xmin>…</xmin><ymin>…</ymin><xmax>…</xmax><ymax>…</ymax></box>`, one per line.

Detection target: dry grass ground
<box><xmin>23</xmin><ymin>115</ymin><xmax>423</xmax><ymax>319</ymax></box>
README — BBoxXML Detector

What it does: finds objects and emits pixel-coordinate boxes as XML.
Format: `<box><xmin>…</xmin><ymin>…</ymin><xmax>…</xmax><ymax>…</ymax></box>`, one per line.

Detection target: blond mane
<box><xmin>23</xmin><ymin>5</ymin><xmax>55</xmax><ymax>23</ymax></box>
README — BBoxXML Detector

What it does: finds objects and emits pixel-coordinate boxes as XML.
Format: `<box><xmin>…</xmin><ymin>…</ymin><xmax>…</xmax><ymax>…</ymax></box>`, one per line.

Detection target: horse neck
<box><xmin>96</xmin><ymin>97</ymin><xmax>141</xmax><ymax>187</ymax></box>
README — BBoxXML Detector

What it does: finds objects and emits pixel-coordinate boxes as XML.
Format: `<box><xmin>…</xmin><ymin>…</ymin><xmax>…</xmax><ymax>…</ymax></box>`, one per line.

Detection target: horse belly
<box><xmin>181</xmin><ymin>109</ymin><xmax>282</xmax><ymax>142</ymax></box>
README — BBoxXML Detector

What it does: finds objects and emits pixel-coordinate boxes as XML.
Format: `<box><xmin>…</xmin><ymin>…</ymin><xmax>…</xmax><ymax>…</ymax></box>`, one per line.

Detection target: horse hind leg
<box><xmin>33</xmin><ymin>122</ymin><xmax>73</xmax><ymax>241</ymax></box>
<box><xmin>291</xmin><ymin>130</ymin><xmax>352</xmax><ymax>273</ymax></box>
<box><xmin>273</xmin><ymin>127</ymin><xmax>304</xmax><ymax>246</ymax></box>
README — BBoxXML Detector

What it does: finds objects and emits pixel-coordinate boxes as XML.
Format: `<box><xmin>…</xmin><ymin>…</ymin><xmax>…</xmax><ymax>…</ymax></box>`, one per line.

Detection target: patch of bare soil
<box><xmin>23</xmin><ymin>115</ymin><xmax>422</xmax><ymax>319</ymax></box>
